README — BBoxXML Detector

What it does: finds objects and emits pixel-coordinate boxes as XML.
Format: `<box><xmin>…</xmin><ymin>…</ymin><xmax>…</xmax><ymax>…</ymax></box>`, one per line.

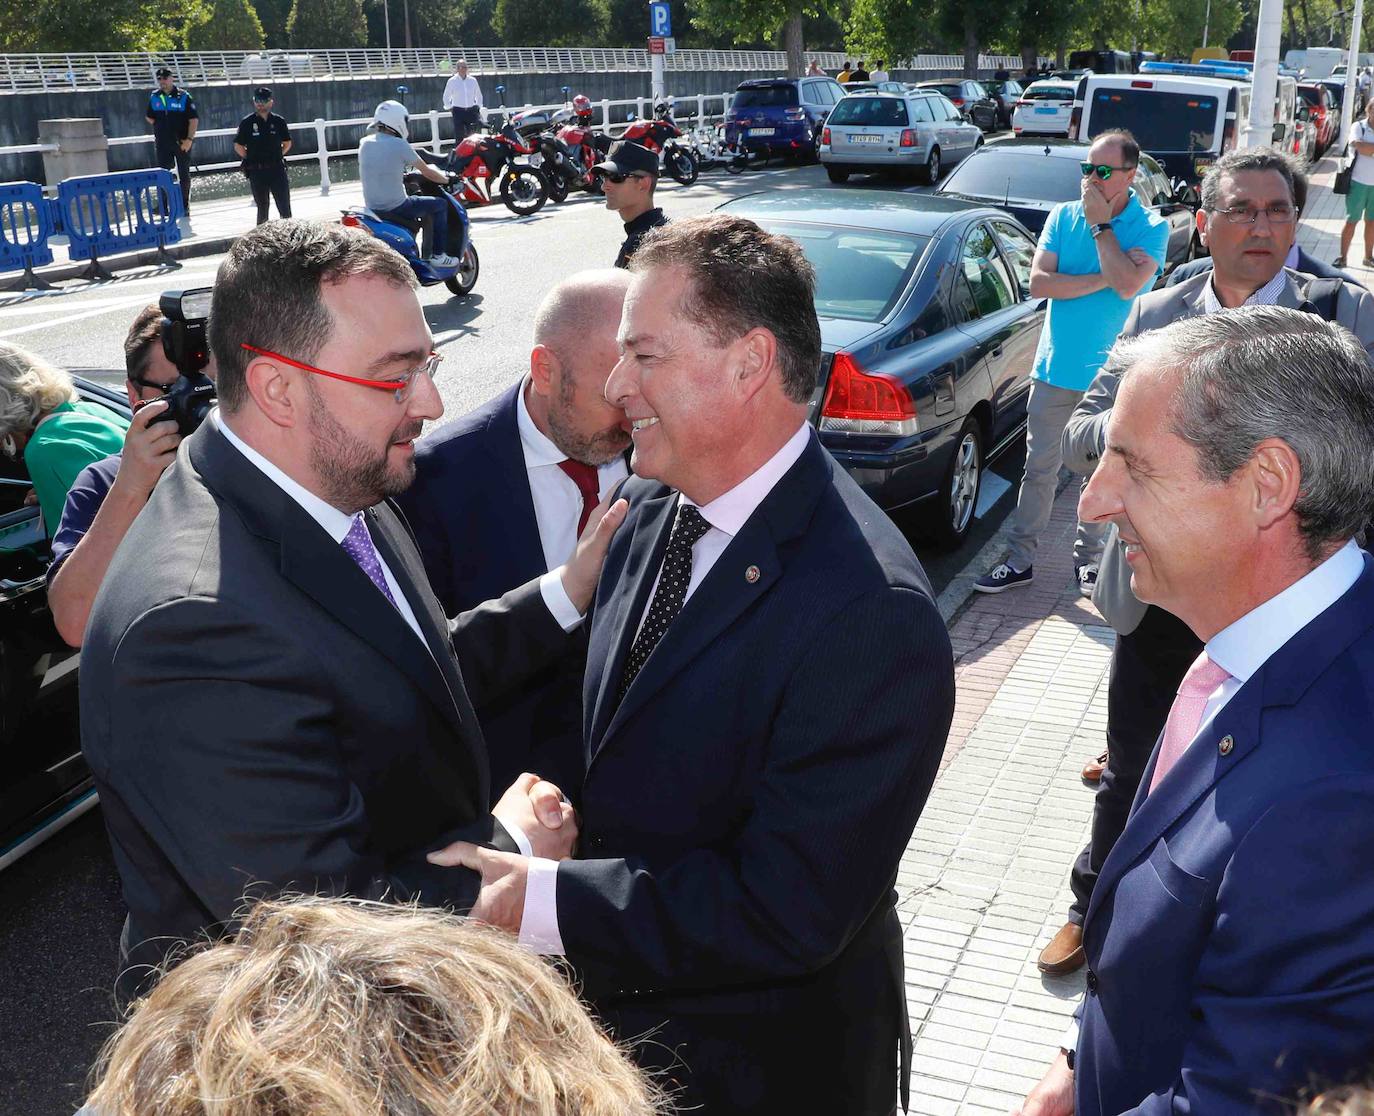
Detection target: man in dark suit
<box><xmin>80</xmin><ymin>220</ymin><xmax>624</xmax><ymax>1002</ymax></box>
<box><xmin>433</xmin><ymin>215</ymin><xmax>956</xmax><ymax>1114</ymax></box>
<box><xmin>396</xmin><ymin>269</ymin><xmax>632</xmax><ymax>798</ymax></box>
<box><xmin>1017</xmin><ymin>306</ymin><xmax>1374</xmax><ymax>1115</ymax></box>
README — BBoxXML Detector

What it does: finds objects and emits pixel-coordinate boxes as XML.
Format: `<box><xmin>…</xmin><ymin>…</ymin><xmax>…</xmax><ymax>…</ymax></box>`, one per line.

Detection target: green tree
<box><xmin>0</xmin><ymin>0</ymin><xmax>182</xmax><ymax>50</ymax></box>
<box><xmin>254</xmin><ymin>0</ymin><xmax>294</xmax><ymax>47</ymax></box>
<box><xmin>189</xmin><ymin>0</ymin><xmax>266</xmax><ymax>49</ymax></box>
<box><xmin>688</xmin><ymin>0</ymin><xmax>829</xmax><ymax>76</ymax></box>
<box><xmin>493</xmin><ymin>0</ymin><xmax>609</xmax><ymax>46</ymax></box>
<box><xmin>287</xmin><ymin>0</ymin><xmax>367</xmax><ymax>46</ymax></box>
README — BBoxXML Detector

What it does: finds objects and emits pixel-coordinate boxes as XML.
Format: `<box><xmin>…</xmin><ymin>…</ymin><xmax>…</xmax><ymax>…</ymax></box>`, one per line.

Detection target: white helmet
<box><xmin>370</xmin><ymin>99</ymin><xmax>409</xmax><ymax>140</ymax></box>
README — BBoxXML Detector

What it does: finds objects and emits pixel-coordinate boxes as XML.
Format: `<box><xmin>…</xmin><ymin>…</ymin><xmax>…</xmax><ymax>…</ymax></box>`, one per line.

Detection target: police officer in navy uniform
<box><xmin>234</xmin><ymin>87</ymin><xmax>293</xmax><ymax>225</ymax></box>
<box><xmin>593</xmin><ymin>140</ymin><xmax>668</xmax><ymax>269</ymax></box>
<box><xmin>145</xmin><ymin>67</ymin><xmax>199</xmax><ymax>216</ymax></box>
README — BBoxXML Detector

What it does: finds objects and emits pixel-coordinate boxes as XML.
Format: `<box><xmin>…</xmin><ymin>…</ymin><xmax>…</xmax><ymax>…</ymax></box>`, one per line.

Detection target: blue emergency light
<box><xmin>1138</xmin><ymin>60</ymin><xmax>1251</xmax><ymax>80</ymax></box>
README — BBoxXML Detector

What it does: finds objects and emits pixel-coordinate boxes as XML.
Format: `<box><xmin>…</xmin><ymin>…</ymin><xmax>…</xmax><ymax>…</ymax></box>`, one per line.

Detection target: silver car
<box><xmin>820</xmin><ymin>91</ymin><xmax>984</xmax><ymax>184</ymax></box>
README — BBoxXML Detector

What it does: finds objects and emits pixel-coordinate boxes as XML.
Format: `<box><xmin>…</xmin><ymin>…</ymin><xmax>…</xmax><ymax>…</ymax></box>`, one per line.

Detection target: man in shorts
<box><xmin>1337</xmin><ymin>96</ymin><xmax>1374</xmax><ymax>267</ymax></box>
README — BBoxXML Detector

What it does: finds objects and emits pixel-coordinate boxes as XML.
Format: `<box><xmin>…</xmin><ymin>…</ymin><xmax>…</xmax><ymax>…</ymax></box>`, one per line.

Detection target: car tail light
<box><xmin>820</xmin><ymin>352</ymin><xmax>919</xmax><ymax>436</ymax></box>
<box><xmin>821</xmin><ymin>126</ymin><xmax>831</xmax><ymax>144</ymax></box>
<box><xmin>900</xmin><ymin>129</ymin><xmax>916</xmax><ymax>147</ymax></box>
<box><xmin>1130</xmin><ymin>80</ymin><xmax>1154</xmax><ymax>88</ymax></box>
<box><xmin>951</xmin><ymin>97</ymin><xmax>965</xmax><ymax>106</ymax></box>
<box><xmin>1016</xmin><ymin>100</ymin><xmax>1031</xmax><ymax>107</ymax></box>
<box><xmin>1068</xmin><ymin>105</ymin><xmax>1082</xmax><ymax>140</ymax></box>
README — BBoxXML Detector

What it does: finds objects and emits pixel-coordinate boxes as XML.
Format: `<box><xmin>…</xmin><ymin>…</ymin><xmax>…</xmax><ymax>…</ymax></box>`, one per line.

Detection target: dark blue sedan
<box><xmin>716</xmin><ymin>189</ymin><xmax>1044</xmax><ymax>547</ymax></box>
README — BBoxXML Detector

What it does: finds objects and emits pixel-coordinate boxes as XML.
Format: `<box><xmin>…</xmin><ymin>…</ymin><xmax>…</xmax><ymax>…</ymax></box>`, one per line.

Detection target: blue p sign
<box><xmin>649</xmin><ymin>2</ymin><xmax>672</xmax><ymax>37</ymax></box>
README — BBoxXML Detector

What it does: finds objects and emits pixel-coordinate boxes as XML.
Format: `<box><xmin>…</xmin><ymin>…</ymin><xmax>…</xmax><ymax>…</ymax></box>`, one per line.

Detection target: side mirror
<box><xmin>495</xmin><ymin>84</ymin><xmax>506</xmax><ymax>94</ymax></box>
<box><xmin>395</xmin><ymin>84</ymin><xmax>409</xmax><ymax>95</ymax></box>
<box><xmin>961</xmin><ymin>110</ymin><xmax>972</xmax><ymax>122</ymax></box>
<box><xmin>561</xmin><ymin>85</ymin><xmax>571</xmax><ymax>95</ymax></box>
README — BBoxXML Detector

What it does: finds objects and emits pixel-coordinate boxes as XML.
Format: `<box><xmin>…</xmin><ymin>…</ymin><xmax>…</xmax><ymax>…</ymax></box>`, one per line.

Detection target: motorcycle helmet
<box><xmin>572</xmin><ymin>94</ymin><xmax>593</xmax><ymax>121</ymax></box>
<box><xmin>654</xmin><ymin>96</ymin><xmax>674</xmax><ymax>117</ymax></box>
<box><xmin>370</xmin><ymin>99</ymin><xmax>410</xmax><ymax>140</ymax></box>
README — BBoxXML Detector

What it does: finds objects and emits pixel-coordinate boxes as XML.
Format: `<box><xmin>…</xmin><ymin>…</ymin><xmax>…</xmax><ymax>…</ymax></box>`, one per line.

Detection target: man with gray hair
<box><xmin>1034</xmin><ymin>145</ymin><xmax>1374</xmax><ymax>978</ymax></box>
<box><xmin>1017</xmin><ymin>305</ymin><xmax>1374</xmax><ymax>1116</ymax></box>
<box><xmin>397</xmin><ymin>269</ymin><xmax>633</xmax><ymax>797</ymax></box>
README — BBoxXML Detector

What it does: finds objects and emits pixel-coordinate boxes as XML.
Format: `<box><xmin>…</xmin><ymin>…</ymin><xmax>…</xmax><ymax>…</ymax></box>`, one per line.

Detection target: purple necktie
<box><xmin>341</xmin><ymin>514</ymin><xmax>398</xmax><ymax>608</ymax></box>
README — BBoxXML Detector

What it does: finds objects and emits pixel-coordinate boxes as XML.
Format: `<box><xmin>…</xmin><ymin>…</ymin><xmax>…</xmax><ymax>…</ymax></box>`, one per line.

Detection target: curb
<box><xmin>32</xmin><ymin>233</ymin><xmax>240</xmax><ymax>285</ymax></box>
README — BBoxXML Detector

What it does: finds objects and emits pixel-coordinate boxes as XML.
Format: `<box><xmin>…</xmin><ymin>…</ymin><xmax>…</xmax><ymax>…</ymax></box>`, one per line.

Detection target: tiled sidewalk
<box><xmin>1297</xmin><ymin>145</ymin><xmax>1374</xmax><ymax>281</ymax></box>
<box><xmin>900</xmin><ymin>485</ymin><xmax>1110</xmax><ymax>1114</ymax></box>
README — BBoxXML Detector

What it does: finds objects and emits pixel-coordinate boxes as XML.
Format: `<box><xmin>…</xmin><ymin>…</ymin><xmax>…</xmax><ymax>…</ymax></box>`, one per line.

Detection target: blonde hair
<box><xmin>86</xmin><ymin>896</ymin><xmax>665</xmax><ymax>1116</ymax></box>
<box><xmin>0</xmin><ymin>341</ymin><xmax>76</xmax><ymax>439</ymax></box>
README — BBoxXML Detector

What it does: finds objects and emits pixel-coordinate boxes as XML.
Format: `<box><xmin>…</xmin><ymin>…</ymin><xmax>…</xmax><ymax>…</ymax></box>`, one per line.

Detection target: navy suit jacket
<box><xmin>395</xmin><ymin>382</ymin><xmax>587</xmax><ymax>799</ymax></box>
<box><xmin>1077</xmin><ymin>556</ymin><xmax>1374</xmax><ymax>1114</ymax></box>
<box><xmin>558</xmin><ymin>432</ymin><xmax>955</xmax><ymax>1114</ymax></box>
<box><xmin>1164</xmin><ymin>247</ymin><xmax>1363</xmax><ymax>288</ymax></box>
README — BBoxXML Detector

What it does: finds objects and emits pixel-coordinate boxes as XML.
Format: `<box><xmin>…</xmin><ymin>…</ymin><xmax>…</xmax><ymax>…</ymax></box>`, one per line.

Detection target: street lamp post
<box><xmin>1341</xmin><ymin>0</ymin><xmax>1366</xmax><ymax>146</ymax></box>
<box><xmin>1242</xmin><ymin>0</ymin><xmax>1283</xmax><ymax>147</ymax></box>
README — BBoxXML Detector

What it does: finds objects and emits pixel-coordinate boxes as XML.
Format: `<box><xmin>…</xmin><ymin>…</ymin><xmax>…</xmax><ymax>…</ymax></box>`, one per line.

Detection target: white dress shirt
<box><xmin>214</xmin><ymin>411</ymin><xmax>426</xmax><ymax>642</ymax></box>
<box><xmin>1063</xmin><ymin>538</ymin><xmax>1364</xmax><ymax>1055</ymax></box>
<box><xmin>1200</xmin><ymin>264</ymin><xmax>1287</xmax><ymax>314</ymax></box>
<box><xmin>515</xmin><ymin>379</ymin><xmax>628</xmax><ymax>571</ymax></box>
<box><xmin>442</xmin><ymin>73</ymin><xmax>483</xmax><ymax>110</ymax></box>
<box><xmin>517</xmin><ymin>422</ymin><xmax>813</xmax><ymax>955</ymax></box>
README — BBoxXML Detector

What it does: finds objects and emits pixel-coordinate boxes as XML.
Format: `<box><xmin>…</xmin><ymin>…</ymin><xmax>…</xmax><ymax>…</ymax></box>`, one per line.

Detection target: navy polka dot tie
<box><xmin>342</xmin><ymin>513</ymin><xmax>399</xmax><ymax>609</ymax></box>
<box><xmin>618</xmin><ymin>504</ymin><xmax>711</xmax><ymax>702</ymax></box>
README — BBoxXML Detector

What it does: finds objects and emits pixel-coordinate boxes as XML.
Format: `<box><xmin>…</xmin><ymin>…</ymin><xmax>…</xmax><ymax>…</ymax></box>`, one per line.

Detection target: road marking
<box><xmin>0</xmin><ymin>298</ymin><xmax>163</xmax><ymax>337</ymax></box>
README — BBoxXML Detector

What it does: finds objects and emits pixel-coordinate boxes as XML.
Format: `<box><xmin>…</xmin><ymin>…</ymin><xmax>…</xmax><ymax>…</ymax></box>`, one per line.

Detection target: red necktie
<box><xmin>557</xmin><ymin>459</ymin><xmax>600</xmax><ymax>536</ymax></box>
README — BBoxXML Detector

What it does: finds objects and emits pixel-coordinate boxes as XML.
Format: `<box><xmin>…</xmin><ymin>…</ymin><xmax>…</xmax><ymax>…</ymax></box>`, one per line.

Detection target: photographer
<box><xmin>48</xmin><ymin>300</ymin><xmax>215</xmax><ymax>647</ymax></box>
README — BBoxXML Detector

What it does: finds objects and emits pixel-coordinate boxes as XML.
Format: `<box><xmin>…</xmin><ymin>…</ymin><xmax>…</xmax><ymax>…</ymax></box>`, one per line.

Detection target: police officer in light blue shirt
<box><xmin>145</xmin><ymin>67</ymin><xmax>198</xmax><ymax>216</ymax></box>
<box><xmin>975</xmin><ymin>128</ymin><xmax>1168</xmax><ymax>598</ymax></box>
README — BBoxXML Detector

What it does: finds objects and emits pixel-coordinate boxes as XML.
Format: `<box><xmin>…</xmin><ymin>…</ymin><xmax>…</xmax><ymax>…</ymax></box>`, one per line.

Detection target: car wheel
<box><xmin>919</xmin><ymin>146</ymin><xmax>941</xmax><ymax>185</ymax></box>
<box><xmin>927</xmin><ymin>418</ymin><xmax>983</xmax><ymax>549</ymax></box>
<box><xmin>826</xmin><ymin>165</ymin><xmax>851</xmax><ymax>183</ymax></box>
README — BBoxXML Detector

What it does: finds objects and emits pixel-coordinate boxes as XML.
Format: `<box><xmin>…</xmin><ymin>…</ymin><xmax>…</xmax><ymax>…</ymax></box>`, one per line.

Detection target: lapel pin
<box><xmin>744</xmin><ymin>564</ymin><xmax>760</xmax><ymax>584</ymax></box>
<box><xmin>1218</xmin><ymin>735</ymin><xmax>1234</xmax><ymax>756</ymax></box>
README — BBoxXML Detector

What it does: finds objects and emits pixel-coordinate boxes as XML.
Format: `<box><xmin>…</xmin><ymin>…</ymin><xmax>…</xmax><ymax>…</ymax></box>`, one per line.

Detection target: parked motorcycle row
<box><xmin>340</xmin><ymin>85</ymin><xmax>780</xmax><ymax>304</ymax></box>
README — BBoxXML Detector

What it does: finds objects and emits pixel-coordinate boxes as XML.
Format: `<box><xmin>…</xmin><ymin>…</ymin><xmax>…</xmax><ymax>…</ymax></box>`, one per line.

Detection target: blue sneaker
<box><xmin>973</xmin><ymin>562</ymin><xmax>1033</xmax><ymax>593</ymax></box>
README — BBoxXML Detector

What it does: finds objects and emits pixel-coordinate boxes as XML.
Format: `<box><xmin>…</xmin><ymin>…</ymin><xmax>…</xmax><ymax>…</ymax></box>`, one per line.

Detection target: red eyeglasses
<box><xmin>240</xmin><ymin>343</ymin><xmax>442</xmax><ymax>403</ymax></box>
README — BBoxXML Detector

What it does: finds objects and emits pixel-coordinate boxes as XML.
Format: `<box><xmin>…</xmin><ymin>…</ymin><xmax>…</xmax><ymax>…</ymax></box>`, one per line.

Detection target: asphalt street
<box><xmin>0</xmin><ymin>152</ymin><xmax>1027</xmax><ymax>1114</ymax></box>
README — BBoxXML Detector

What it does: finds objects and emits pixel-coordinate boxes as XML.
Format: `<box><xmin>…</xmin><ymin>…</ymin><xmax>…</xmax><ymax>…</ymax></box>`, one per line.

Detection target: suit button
<box><xmin>589</xmin><ymin>836</ymin><xmax>605</xmax><ymax>851</ymax></box>
<box><xmin>1086</xmin><ymin>969</ymin><xmax>1099</xmax><ymax>994</ymax></box>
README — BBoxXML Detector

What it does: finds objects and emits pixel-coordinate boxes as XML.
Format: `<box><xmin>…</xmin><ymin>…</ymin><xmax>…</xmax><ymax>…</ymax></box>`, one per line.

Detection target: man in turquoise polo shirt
<box><xmin>976</xmin><ymin>129</ymin><xmax>1167</xmax><ymax>597</ymax></box>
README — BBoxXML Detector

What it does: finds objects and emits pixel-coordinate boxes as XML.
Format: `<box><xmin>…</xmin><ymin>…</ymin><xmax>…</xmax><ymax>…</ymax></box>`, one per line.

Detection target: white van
<box><xmin>1299</xmin><ymin>47</ymin><xmax>1346</xmax><ymax>79</ymax></box>
<box><xmin>1070</xmin><ymin>69</ymin><xmax>1250</xmax><ymax>184</ymax></box>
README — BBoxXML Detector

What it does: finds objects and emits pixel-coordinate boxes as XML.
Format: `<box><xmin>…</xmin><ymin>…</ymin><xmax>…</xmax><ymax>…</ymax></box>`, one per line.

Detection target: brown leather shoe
<box><xmin>1081</xmin><ymin>750</ymin><xmax>1108</xmax><ymax>783</ymax></box>
<box><xmin>1038</xmin><ymin>922</ymin><xmax>1086</xmax><ymax>975</ymax></box>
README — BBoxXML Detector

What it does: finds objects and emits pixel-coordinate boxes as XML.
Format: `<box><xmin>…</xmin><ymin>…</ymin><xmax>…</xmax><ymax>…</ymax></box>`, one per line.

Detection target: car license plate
<box><xmin>849</xmin><ymin>134</ymin><xmax>883</xmax><ymax>143</ymax></box>
<box><xmin>1035</xmin><ymin>107</ymin><xmax>1059</xmax><ymax>115</ymax></box>
<box><xmin>749</xmin><ymin>127</ymin><xmax>775</xmax><ymax>136</ymax></box>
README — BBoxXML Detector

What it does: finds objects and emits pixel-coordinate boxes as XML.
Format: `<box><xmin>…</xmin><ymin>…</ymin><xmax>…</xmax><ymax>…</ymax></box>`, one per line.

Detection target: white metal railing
<box><xmin>0</xmin><ymin>48</ymin><xmax>1035</xmax><ymax>93</ymax></box>
<box><xmin>0</xmin><ymin>92</ymin><xmax>739</xmax><ymax>196</ymax></box>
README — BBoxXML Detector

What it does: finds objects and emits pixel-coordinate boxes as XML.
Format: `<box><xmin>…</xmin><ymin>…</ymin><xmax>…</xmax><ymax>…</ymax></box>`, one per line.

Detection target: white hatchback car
<box><xmin>1011</xmin><ymin>80</ymin><xmax>1077</xmax><ymax>137</ymax></box>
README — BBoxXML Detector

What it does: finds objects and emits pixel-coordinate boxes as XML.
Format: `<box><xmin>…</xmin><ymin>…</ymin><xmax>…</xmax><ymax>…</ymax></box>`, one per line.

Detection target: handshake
<box><xmin>427</xmin><ymin>772</ymin><xmax>577</xmax><ymax>936</ymax></box>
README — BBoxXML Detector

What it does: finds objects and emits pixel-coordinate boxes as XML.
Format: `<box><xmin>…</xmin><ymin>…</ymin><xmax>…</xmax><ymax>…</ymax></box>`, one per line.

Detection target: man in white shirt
<box><xmin>430</xmin><ymin>214</ymin><xmax>955</xmax><ymax>1114</ymax></box>
<box><xmin>396</xmin><ymin>270</ymin><xmax>633</xmax><ymax>797</ymax></box>
<box><xmin>1016</xmin><ymin>305</ymin><xmax>1374</xmax><ymax>1115</ymax></box>
<box><xmin>1337</xmin><ymin>95</ymin><xmax>1374</xmax><ymax>267</ymax></box>
<box><xmin>442</xmin><ymin>59</ymin><xmax>484</xmax><ymax>139</ymax></box>
<box><xmin>870</xmin><ymin>59</ymin><xmax>890</xmax><ymax>81</ymax></box>
<box><xmin>79</xmin><ymin>219</ymin><xmax>626</xmax><ymax>1003</ymax></box>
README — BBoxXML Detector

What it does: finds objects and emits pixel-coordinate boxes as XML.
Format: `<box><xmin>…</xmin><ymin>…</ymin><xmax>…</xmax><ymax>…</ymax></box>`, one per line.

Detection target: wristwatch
<box><xmin>1090</xmin><ymin>222</ymin><xmax>1113</xmax><ymax>239</ymax></box>
<box><xmin>1062</xmin><ymin>1046</ymin><xmax>1076</xmax><ymax>1071</ymax></box>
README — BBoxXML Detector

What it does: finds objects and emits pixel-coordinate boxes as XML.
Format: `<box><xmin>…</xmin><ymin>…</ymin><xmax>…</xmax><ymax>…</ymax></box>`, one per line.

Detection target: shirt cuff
<box><xmin>491</xmin><ymin>813</ymin><xmax>533</xmax><ymax>858</ymax></box>
<box><xmin>1061</xmin><ymin>1016</ymin><xmax>1080</xmax><ymax>1055</ymax></box>
<box><xmin>517</xmin><ymin>857</ymin><xmax>565</xmax><ymax>955</ymax></box>
<box><xmin>539</xmin><ymin>569</ymin><xmax>584</xmax><ymax>633</ymax></box>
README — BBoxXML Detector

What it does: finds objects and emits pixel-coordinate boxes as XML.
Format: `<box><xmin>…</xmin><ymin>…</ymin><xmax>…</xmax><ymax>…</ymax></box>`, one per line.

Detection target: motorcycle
<box><xmin>620</xmin><ymin>100</ymin><xmax>699</xmax><ymax>185</ymax></box>
<box><xmin>341</xmin><ymin>173</ymin><xmax>479</xmax><ymax>299</ymax></box>
<box><xmin>446</xmin><ymin>85</ymin><xmax>550</xmax><ymax>216</ymax></box>
<box><xmin>548</xmin><ymin>89</ymin><xmax>611</xmax><ymax>201</ymax></box>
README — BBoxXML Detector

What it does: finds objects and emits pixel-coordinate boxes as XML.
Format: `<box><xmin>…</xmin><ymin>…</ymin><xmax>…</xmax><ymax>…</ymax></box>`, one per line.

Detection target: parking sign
<box><xmin>649</xmin><ymin>2</ymin><xmax>672</xmax><ymax>38</ymax></box>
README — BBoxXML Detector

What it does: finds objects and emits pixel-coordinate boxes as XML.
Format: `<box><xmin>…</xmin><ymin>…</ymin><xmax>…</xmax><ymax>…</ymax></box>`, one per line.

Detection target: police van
<box><xmin>1068</xmin><ymin>62</ymin><xmax>1294</xmax><ymax>185</ymax></box>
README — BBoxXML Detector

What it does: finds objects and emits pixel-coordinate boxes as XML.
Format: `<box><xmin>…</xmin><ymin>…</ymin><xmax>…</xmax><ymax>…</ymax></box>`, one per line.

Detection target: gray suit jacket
<box><xmin>1062</xmin><ymin>268</ymin><xmax>1374</xmax><ymax>634</ymax></box>
<box><xmin>82</xmin><ymin>420</ymin><xmax>572</xmax><ymax>1001</ymax></box>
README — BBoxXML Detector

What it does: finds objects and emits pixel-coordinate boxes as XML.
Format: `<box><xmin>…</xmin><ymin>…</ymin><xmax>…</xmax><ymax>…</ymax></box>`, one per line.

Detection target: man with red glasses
<box><xmin>80</xmin><ymin>219</ymin><xmax>626</xmax><ymax>1004</ymax></box>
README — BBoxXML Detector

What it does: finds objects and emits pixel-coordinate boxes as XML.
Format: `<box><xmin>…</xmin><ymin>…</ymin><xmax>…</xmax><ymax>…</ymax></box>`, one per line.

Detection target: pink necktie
<box><xmin>1149</xmin><ymin>652</ymin><xmax>1232</xmax><ymax>793</ymax></box>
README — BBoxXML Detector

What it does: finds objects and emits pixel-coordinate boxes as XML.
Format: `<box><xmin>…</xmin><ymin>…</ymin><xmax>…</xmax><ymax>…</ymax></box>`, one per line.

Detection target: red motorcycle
<box><xmin>446</xmin><ymin>88</ymin><xmax>550</xmax><ymax>216</ymax></box>
<box><xmin>550</xmin><ymin>93</ymin><xmax>610</xmax><ymax>199</ymax></box>
<box><xmin>620</xmin><ymin>99</ymin><xmax>699</xmax><ymax>185</ymax></box>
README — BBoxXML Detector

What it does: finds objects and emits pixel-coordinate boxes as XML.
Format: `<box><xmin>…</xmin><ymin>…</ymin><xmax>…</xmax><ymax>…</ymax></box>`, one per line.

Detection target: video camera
<box><xmin>153</xmin><ymin>288</ymin><xmax>218</xmax><ymax>437</ymax></box>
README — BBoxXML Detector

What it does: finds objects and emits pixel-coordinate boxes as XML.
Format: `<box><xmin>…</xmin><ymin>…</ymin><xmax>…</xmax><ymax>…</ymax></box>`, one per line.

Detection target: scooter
<box><xmin>341</xmin><ymin>172</ymin><xmax>479</xmax><ymax>299</ymax></box>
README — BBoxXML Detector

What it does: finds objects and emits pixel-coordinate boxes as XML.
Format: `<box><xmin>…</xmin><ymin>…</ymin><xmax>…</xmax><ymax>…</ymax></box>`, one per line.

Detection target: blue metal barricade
<box><xmin>56</xmin><ymin>169</ymin><xmax>184</xmax><ymax>280</ymax></box>
<box><xmin>0</xmin><ymin>181</ymin><xmax>56</xmax><ymax>291</ymax></box>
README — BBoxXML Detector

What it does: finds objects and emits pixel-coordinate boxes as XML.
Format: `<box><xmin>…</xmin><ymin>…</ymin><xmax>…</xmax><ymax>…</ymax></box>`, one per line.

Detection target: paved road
<box><xmin>0</xmin><ymin>153</ymin><xmax>1027</xmax><ymax>1114</ymax></box>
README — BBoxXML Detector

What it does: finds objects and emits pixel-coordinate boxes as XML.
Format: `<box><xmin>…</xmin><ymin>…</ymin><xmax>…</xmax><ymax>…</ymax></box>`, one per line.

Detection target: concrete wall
<box><xmin>0</xmin><ymin>65</ymin><xmax>964</xmax><ymax>183</ymax></box>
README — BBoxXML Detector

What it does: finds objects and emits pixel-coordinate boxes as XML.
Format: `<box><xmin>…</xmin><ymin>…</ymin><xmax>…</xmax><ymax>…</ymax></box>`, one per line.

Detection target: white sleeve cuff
<box><xmin>491</xmin><ymin>813</ymin><xmax>533</xmax><ymax>858</ymax></box>
<box><xmin>518</xmin><ymin>857</ymin><xmax>565</xmax><ymax>955</ymax></box>
<box><xmin>539</xmin><ymin>569</ymin><xmax>584</xmax><ymax>633</ymax></box>
<box><xmin>1060</xmin><ymin>1017</ymin><xmax>1080</xmax><ymax>1055</ymax></box>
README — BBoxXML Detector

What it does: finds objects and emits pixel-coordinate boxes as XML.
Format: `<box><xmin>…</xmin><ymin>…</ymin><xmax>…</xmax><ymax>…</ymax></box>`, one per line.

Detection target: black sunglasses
<box><xmin>129</xmin><ymin>372</ymin><xmax>181</xmax><ymax>393</ymax></box>
<box><xmin>601</xmin><ymin>171</ymin><xmax>649</xmax><ymax>184</ymax></box>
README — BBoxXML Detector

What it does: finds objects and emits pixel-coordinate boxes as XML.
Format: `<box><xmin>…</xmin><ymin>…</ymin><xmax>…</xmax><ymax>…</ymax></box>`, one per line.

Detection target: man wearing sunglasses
<box><xmin>976</xmin><ymin>129</ymin><xmax>1168</xmax><ymax>601</ymax></box>
<box><xmin>47</xmin><ymin>304</ymin><xmax>203</xmax><ymax>647</ymax></box>
<box><xmin>594</xmin><ymin>140</ymin><xmax>668</xmax><ymax>269</ymax></box>
<box><xmin>80</xmin><ymin>219</ymin><xmax>627</xmax><ymax>1005</ymax></box>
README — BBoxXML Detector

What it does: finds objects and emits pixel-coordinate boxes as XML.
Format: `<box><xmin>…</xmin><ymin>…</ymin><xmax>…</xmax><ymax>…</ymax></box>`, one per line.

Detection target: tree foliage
<box><xmin>287</xmin><ymin>0</ymin><xmax>367</xmax><ymax>46</ymax></box>
<box><xmin>189</xmin><ymin>0</ymin><xmax>266</xmax><ymax>49</ymax></box>
<box><xmin>0</xmin><ymin>0</ymin><xmax>186</xmax><ymax>51</ymax></box>
<box><xmin>687</xmin><ymin>0</ymin><xmax>829</xmax><ymax>72</ymax></box>
<box><xmin>493</xmin><ymin>0</ymin><xmax>609</xmax><ymax>46</ymax></box>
